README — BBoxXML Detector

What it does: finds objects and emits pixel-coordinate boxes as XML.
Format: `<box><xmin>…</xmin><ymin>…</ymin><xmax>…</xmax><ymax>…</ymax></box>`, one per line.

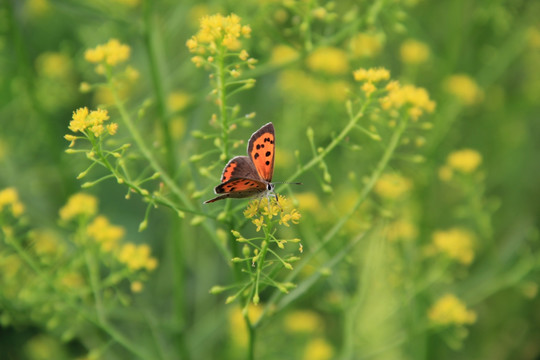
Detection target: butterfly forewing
<box><xmin>247</xmin><ymin>122</ymin><xmax>275</xmax><ymax>182</ymax></box>
<box><xmin>220</xmin><ymin>156</ymin><xmax>262</xmax><ymax>183</ymax></box>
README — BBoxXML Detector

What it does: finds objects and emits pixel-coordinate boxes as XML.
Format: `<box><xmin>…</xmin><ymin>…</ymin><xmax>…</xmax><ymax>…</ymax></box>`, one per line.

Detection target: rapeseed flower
<box><xmin>244</xmin><ymin>195</ymin><xmax>301</xmax><ymax>231</ymax></box>
<box><xmin>380</xmin><ymin>82</ymin><xmax>436</xmax><ymax>121</ymax></box>
<box><xmin>306</xmin><ymin>46</ymin><xmax>349</xmax><ymax>75</ymax></box>
<box><xmin>303</xmin><ymin>337</ymin><xmax>334</xmax><ymax>360</ymax></box>
<box><xmin>0</xmin><ymin>187</ymin><xmax>25</xmax><ymax>217</ymax></box>
<box><xmin>284</xmin><ymin>310</ymin><xmax>322</xmax><ymax>333</ymax></box>
<box><xmin>400</xmin><ymin>39</ymin><xmax>430</xmax><ymax>65</ymax></box>
<box><xmin>432</xmin><ymin>228</ymin><xmax>475</xmax><ymax>265</ymax></box>
<box><xmin>87</xmin><ymin>216</ymin><xmax>125</xmax><ymax>252</ymax></box>
<box><xmin>117</xmin><ymin>243</ymin><xmax>158</xmax><ymax>271</ymax></box>
<box><xmin>66</xmin><ymin>107</ymin><xmax>117</xmax><ymax>145</ymax></box>
<box><xmin>187</xmin><ymin>13</ymin><xmax>251</xmax><ymax>53</ymax></box>
<box><xmin>374</xmin><ymin>173</ymin><xmax>412</xmax><ymax>200</ymax></box>
<box><xmin>350</xmin><ymin>33</ymin><xmax>383</xmax><ymax>58</ymax></box>
<box><xmin>428</xmin><ymin>294</ymin><xmax>477</xmax><ymax>326</ymax></box>
<box><xmin>447</xmin><ymin>149</ymin><xmax>482</xmax><ymax>173</ymax></box>
<box><xmin>443</xmin><ymin>74</ymin><xmax>483</xmax><ymax>105</ymax></box>
<box><xmin>59</xmin><ymin>193</ymin><xmax>98</xmax><ymax>221</ymax></box>
<box><xmin>84</xmin><ymin>39</ymin><xmax>131</xmax><ymax>66</ymax></box>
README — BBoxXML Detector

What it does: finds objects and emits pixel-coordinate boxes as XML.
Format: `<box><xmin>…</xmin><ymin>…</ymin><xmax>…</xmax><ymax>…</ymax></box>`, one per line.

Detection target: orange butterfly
<box><xmin>205</xmin><ymin>122</ymin><xmax>296</xmax><ymax>204</ymax></box>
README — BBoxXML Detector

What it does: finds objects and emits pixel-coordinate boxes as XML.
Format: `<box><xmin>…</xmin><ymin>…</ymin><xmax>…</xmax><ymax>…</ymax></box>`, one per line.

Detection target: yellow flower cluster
<box><xmin>400</xmin><ymin>39</ymin><xmax>430</xmax><ymax>65</ymax></box>
<box><xmin>374</xmin><ymin>173</ymin><xmax>413</xmax><ymax>200</ymax></box>
<box><xmin>428</xmin><ymin>294</ymin><xmax>477</xmax><ymax>326</ymax></box>
<box><xmin>350</xmin><ymin>33</ymin><xmax>383</xmax><ymax>58</ymax></box>
<box><xmin>353</xmin><ymin>67</ymin><xmax>390</xmax><ymax>96</ymax></box>
<box><xmin>303</xmin><ymin>337</ymin><xmax>334</xmax><ymax>360</ymax></box>
<box><xmin>186</xmin><ymin>13</ymin><xmax>251</xmax><ymax>53</ymax></box>
<box><xmin>65</xmin><ymin>107</ymin><xmax>118</xmax><ymax>144</ymax></box>
<box><xmin>386</xmin><ymin>219</ymin><xmax>418</xmax><ymax>242</ymax></box>
<box><xmin>443</xmin><ymin>74</ymin><xmax>483</xmax><ymax>105</ymax></box>
<box><xmin>84</xmin><ymin>39</ymin><xmax>131</xmax><ymax>66</ymax></box>
<box><xmin>59</xmin><ymin>193</ymin><xmax>98</xmax><ymax>221</ymax></box>
<box><xmin>244</xmin><ymin>195</ymin><xmax>301</xmax><ymax>231</ymax></box>
<box><xmin>0</xmin><ymin>187</ymin><xmax>25</xmax><ymax>217</ymax></box>
<box><xmin>118</xmin><ymin>243</ymin><xmax>158</xmax><ymax>271</ymax></box>
<box><xmin>447</xmin><ymin>149</ymin><xmax>483</xmax><ymax>173</ymax></box>
<box><xmin>306</xmin><ymin>46</ymin><xmax>349</xmax><ymax>75</ymax></box>
<box><xmin>283</xmin><ymin>310</ymin><xmax>322</xmax><ymax>333</ymax></box>
<box><xmin>87</xmin><ymin>215</ymin><xmax>125</xmax><ymax>252</ymax></box>
<box><xmin>380</xmin><ymin>82</ymin><xmax>436</xmax><ymax>121</ymax></box>
<box><xmin>353</xmin><ymin>67</ymin><xmax>390</xmax><ymax>83</ymax></box>
<box><xmin>432</xmin><ymin>228</ymin><xmax>475</xmax><ymax>265</ymax></box>
<box><xmin>279</xmin><ymin>70</ymin><xmax>348</xmax><ymax>103</ymax></box>
<box><xmin>31</xmin><ymin>229</ymin><xmax>64</xmax><ymax>258</ymax></box>
<box><xmin>439</xmin><ymin>149</ymin><xmax>483</xmax><ymax>181</ymax></box>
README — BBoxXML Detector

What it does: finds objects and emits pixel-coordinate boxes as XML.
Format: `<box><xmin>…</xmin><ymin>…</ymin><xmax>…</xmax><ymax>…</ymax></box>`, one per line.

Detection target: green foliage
<box><xmin>1</xmin><ymin>0</ymin><xmax>540</xmax><ymax>359</ymax></box>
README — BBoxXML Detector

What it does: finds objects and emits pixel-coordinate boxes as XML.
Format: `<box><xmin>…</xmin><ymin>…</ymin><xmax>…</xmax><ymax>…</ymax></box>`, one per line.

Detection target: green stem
<box><xmin>216</xmin><ymin>45</ymin><xmax>230</xmax><ymax>161</ymax></box>
<box><xmin>142</xmin><ymin>0</ymin><xmax>176</xmax><ymax>174</ymax></box>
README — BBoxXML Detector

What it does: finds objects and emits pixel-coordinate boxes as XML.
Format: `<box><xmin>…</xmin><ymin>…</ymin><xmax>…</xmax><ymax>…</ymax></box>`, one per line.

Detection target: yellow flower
<box><xmin>117</xmin><ymin>243</ymin><xmax>158</xmax><ymax>271</ymax></box>
<box><xmin>187</xmin><ymin>13</ymin><xmax>251</xmax><ymax>52</ymax></box>
<box><xmin>374</xmin><ymin>173</ymin><xmax>412</xmax><ymax>200</ymax></box>
<box><xmin>168</xmin><ymin>91</ymin><xmax>192</xmax><ymax>112</ymax></box>
<box><xmin>24</xmin><ymin>0</ymin><xmax>51</xmax><ymax>18</ymax></box>
<box><xmin>84</xmin><ymin>39</ymin><xmax>131</xmax><ymax>66</ymax></box>
<box><xmin>400</xmin><ymin>39</ymin><xmax>430</xmax><ymax>65</ymax></box>
<box><xmin>438</xmin><ymin>165</ymin><xmax>453</xmax><ymax>181</ymax></box>
<box><xmin>432</xmin><ymin>228</ymin><xmax>475</xmax><ymax>265</ymax></box>
<box><xmin>350</xmin><ymin>33</ymin><xmax>383</xmax><ymax>58</ymax></box>
<box><xmin>306</xmin><ymin>46</ymin><xmax>349</xmax><ymax>75</ymax></box>
<box><xmin>60</xmin><ymin>272</ymin><xmax>85</xmax><ymax>289</ymax></box>
<box><xmin>447</xmin><ymin>149</ymin><xmax>482</xmax><ymax>173</ymax></box>
<box><xmin>35</xmin><ymin>52</ymin><xmax>73</xmax><ymax>79</ymax></box>
<box><xmin>303</xmin><ymin>338</ymin><xmax>334</xmax><ymax>360</ymax></box>
<box><xmin>229</xmin><ymin>305</ymin><xmax>263</xmax><ymax>348</ymax></box>
<box><xmin>131</xmin><ymin>281</ymin><xmax>144</xmax><ymax>293</ymax></box>
<box><xmin>59</xmin><ymin>193</ymin><xmax>98</xmax><ymax>221</ymax></box>
<box><xmin>428</xmin><ymin>294</ymin><xmax>477</xmax><ymax>326</ymax></box>
<box><xmin>87</xmin><ymin>216</ymin><xmax>125</xmax><ymax>252</ymax></box>
<box><xmin>353</xmin><ymin>67</ymin><xmax>390</xmax><ymax>82</ymax></box>
<box><xmin>361</xmin><ymin>81</ymin><xmax>376</xmax><ymax>96</ymax></box>
<box><xmin>387</xmin><ymin>219</ymin><xmax>418</xmax><ymax>242</ymax></box>
<box><xmin>443</xmin><ymin>74</ymin><xmax>483</xmax><ymax>105</ymax></box>
<box><xmin>284</xmin><ymin>310</ymin><xmax>322</xmax><ymax>333</ymax></box>
<box><xmin>270</xmin><ymin>45</ymin><xmax>300</xmax><ymax>66</ymax></box>
<box><xmin>32</xmin><ymin>229</ymin><xmax>64</xmax><ymax>257</ymax></box>
<box><xmin>380</xmin><ymin>82</ymin><xmax>436</xmax><ymax>120</ymax></box>
<box><xmin>0</xmin><ymin>187</ymin><xmax>25</xmax><ymax>216</ymax></box>
<box><xmin>67</xmin><ymin>107</ymin><xmax>117</xmax><ymax>139</ymax></box>
<box><xmin>295</xmin><ymin>192</ymin><xmax>321</xmax><ymax>213</ymax></box>
<box><xmin>278</xmin><ymin>70</ymin><xmax>346</xmax><ymax>103</ymax></box>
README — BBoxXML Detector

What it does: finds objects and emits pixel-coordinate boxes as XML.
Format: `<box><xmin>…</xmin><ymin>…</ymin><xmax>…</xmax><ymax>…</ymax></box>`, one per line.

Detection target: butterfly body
<box><xmin>204</xmin><ymin>123</ymin><xmax>276</xmax><ymax>204</ymax></box>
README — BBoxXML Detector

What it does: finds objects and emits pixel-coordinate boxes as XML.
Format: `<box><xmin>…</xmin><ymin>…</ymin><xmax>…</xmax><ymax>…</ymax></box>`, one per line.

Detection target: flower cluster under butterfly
<box><xmin>204</xmin><ymin>122</ymin><xmax>298</xmax><ymax>205</ymax></box>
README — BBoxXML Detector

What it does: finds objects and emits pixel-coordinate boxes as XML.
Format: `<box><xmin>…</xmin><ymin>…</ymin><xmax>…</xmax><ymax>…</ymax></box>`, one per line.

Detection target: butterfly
<box><xmin>204</xmin><ymin>122</ymin><xmax>282</xmax><ymax>204</ymax></box>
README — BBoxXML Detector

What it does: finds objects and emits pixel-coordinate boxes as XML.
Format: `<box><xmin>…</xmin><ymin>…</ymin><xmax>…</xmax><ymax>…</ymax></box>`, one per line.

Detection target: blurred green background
<box><xmin>1</xmin><ymin>0</ymin><xmax>540</xmax><ymax>359</ymax></box>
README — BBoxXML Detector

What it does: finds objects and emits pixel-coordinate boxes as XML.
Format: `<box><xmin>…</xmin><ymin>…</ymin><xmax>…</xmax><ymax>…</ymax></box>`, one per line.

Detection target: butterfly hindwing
<box><xmin>203</xmin><ymin>178</ymin><xmax>266</xmax><ymax>203</ymax></box>
<box><xmin>247</xmin><ymin>122</ymin><xmax>275</xmax><ymax>182</ymax></box>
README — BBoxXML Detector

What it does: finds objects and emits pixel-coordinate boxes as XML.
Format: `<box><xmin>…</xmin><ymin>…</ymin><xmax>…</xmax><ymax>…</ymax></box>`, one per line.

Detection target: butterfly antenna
<box><xmin>273</xmin><ymin>182</ymin><xmax>303</xmax><ymax>185</ymax></box>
